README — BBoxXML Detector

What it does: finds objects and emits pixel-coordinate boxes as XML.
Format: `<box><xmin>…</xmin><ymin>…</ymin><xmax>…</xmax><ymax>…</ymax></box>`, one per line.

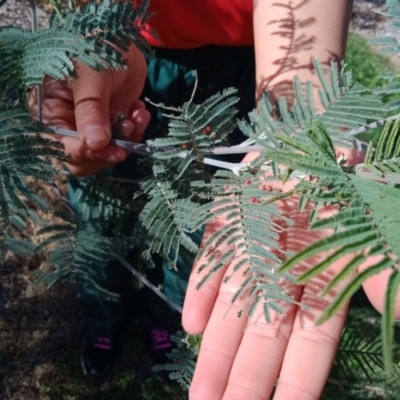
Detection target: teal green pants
<box><xmin>72</xmin><ymin>45</ymin><xmax>256</xmax><ymax>319</ymax></box>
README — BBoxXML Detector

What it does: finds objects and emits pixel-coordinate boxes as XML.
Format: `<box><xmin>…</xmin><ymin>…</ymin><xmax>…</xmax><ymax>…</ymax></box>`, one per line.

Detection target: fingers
<box><xmin>272</xmin><ymin>275</ymin><xmax>348</xmax><ymax>400</ymax></box>
<box><xmin>188</xmin><ymin>270</ymin><xmax>346</xmax><ymax>400</ymax></box>
<box><xmin>187</xmin><ymin>258</ymin><xmax>301</xmax><ymax>400</ymax></box>
<box><xmin>182</xmin><ymin>217</ymin><xmax>244</xmax><ymax>400</ymax></box>
<box><xmin>70</xmin><ymin>63</ymin><xmax>113</xmax><ymax>150</ymax></box>
<box><xmin>30</xmin><ymin>69</ymin><xmax>150</xmax><ymax>176</ymax></box>
<box><xmin>273</xmin><ymin>200</ymin><xmax>351</xmax><ymax>400</ymax></box>
<box><xmin>187</xmin><ymin>256</ymin><xmax>252</xmax><ymax>400</ymax></box>
<box><xmin>60</xmin><ymin>54</ymin><xmax>148</xmax><ymax>175</ymax></box>
<box><xmin>221</xmin><ymin>300</ymin><xmax>299</xmax><ymax>400</ymax></box>
<box><xmin>128</xmin><ymin>100</ymin><xmax>151</xmax><ymax>143</ymax></box>
<box><xmin>182</xmin><ymin>217</ymin><xmax>232</xmax><ymax>334</ymax></box>
<box><xmin>183</xmin><ymin>212</ymin><xmax>300</xmax><ymax>400</ymax></box>
<box><xmin>267</xmin><ymin>199</ymin><xmax>349</xmax><ymax>399</ymax></box>
<box><xmin>61</xmin><ymin>135</ymin><xmax>124</xmax><ymax>176</ymax></box>
<box><xmin>61</xmin><ymin>102</ymin><xmax>150</xmax><ymax>177</ymax></box>
<box><xmin>273</xmin><ymin>313</ymin><xmax>347</xmax><ymax>400</ymax></box>
<box><xmin>29</xmin><ymin>43</ymin><xmax>148</xmax><ymax>177</ymax></box>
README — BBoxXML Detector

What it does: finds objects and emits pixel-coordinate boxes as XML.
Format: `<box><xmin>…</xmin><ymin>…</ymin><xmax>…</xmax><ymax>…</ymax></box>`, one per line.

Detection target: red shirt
<box><xmin>140</xmin><ymin>0</ymin><xmax>254</xmax><ymax>49</ymax></box>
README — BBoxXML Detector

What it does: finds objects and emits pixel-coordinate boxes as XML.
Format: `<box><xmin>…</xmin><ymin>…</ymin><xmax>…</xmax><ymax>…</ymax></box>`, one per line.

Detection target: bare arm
<box><xmin>254</xmin><ymin>0</ymin><xmax>353</xmax><ymax>103</ymax></box>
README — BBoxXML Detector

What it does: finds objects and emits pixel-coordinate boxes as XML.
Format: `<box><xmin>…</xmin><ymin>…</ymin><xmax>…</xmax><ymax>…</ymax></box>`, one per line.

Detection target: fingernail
<box><xmin>83</xmin><ymin>125</ymin><xmax>107</xmax><ymax>144</ymax></box>
<box><xmin>120</xmin><ymin>120</ymin><xmax>134</xmax><ymax>138</ymax></box>
<box><xmin>132</xmin><ymin>109</ymin><xmax>144</xmax><ymax>120</ymax></box>
<box><xmin>108</xmin><ymin>151</ymin><xmax>126</xmax><ymax>162</ymax></box>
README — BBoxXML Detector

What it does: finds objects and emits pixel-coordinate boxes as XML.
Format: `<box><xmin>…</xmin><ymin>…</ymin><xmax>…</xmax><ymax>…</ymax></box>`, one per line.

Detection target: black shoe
<box><xmin>80</xmin><ymin>316</ymin><xmax>120</xmax><ymax>382</ymax></box>
<box><xmin>147</xmin><ymin>325</ymin><xmax>174</xmax><ymax>383</ymax></box>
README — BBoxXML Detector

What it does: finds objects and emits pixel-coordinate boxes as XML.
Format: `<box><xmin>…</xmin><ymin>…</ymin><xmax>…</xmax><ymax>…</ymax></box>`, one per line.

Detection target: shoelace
<box><xmin>93</xmin><ymin>337</ymin><xmax>113</xmax><ymax>350</ymax></box>
<box><xmin>151</xmin><ymin>328</ymin><xmax>172</xmax><ymax>350</ymax></box>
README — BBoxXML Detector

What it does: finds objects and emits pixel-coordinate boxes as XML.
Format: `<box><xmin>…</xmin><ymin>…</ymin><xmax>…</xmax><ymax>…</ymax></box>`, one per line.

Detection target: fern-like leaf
<box><xmin>138</xmin><ymin>162</ymin><xmax>203</xmax><ymax>269</ymax></box>
<box><xmin>0</xmin><ymin>109</ymin><xmax>66</xmax><ymax>233</ymax></box>
<box><xmin>331</xmin><ymin>309</ymin><xmax>400</xmax><ymax>387</ymax></box>
<box><xmin>368</xmin><ymin>0</ymin><xmax>400</xmax><ymax>57</ymax></box>
<box><xmin>52</xmin><ymin>0</ymin><xmax>152</xmax><ymax>57</ymax></box>
<box><xmin>192</xmin><ymin>169</ymin><xmax>302</xmax><ymax>320</ymax></box>
<box><xmin>34</xmin><ymin>212</ymin><xmax>120</xmax><ymax>300</ymax></box>
<box><xmin>148</xmin><ymin>80</ymin><xmax>240</xmax><ymax>177</ymax></box>
<box><xmin>240</xmin><ymin>60</ymin><xmax>387</xmax><ymax>150</ymax></box>
<box><xmin>152</xmin><ymin>332</ymin><xmax>197</xmax><ymax>390</ymax></box>
<box><xmin>69</xmin><ymin>172</ymin><xmax>141</xmax><ymax>229</ymax></box>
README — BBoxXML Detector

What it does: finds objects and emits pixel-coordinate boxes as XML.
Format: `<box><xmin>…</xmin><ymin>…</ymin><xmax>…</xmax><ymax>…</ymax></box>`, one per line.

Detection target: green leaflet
<box><xmin>57</xmin><ymin>0</ymin><xmax>151</xmax><ymax>55</ymax></box>
<box><xmin>69</xmin><ymin>171</ymin><xmax>139</xmax><ymax>229</ymax></box>
<box><xmin>369</xmin><ymin>0</ymin><xmax>400</xmax><ymax>58</ymax></box>
<box><xmin>382</xmin><ymin>270</ymin><xmax>400</xmax><ymax>376</ymax></box>
<box><xmin>295</xmin><ymin>235</ymin><xmax>380</xmax><ymax>284</ymax></box>
<box><xmin>317</xmin><ymin>258</ymin><xmax>394</xmax><ymax>326</ymax></box>
<box><xmin>0</xmin><ymin>28</ymin><xmax>106</xmax><ymax>96</ymax></box>
<box><xmin>331</xmin><ymin>308</ymin><xmax>400</xmax><ymax>387</ymax></box>
<box><xmin>152</xmin><ymin>332</ymin><xmax>197</xmax><ymax>390</ymax></box>
<box><xmin>242</xmin><ymin>60</ymin><xmax>387</xmax><ymax>151</ymax></box>
<box><xmin>350</xmin><ymin>175</ymin><xmax>400</xmax><ymax>259</ymax></box>
<box><xmin>259</xmin><ymin>94</ymin><xmax>400</xmax><ymax>375</ymax></box>
<box><xmin>364</xmin><ymin>115</ymin><xmax>400</xmax><ymax>176</ymax></box>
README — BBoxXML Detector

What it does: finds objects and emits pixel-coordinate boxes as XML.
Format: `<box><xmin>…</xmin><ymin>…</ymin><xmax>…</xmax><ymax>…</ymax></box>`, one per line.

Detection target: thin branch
<box><xmin>45</xmin><ymin>125</ymin><xmax>264</xmax><ymax>155</ymax></box>
<box><xmin>120</xmin><ymin>258</ymin><xmax>183</xmax><ymax>314</ymax></box>
<box><xmin>45</xmin><ymin>126</ymin><xmax>160</xmax><ymax>155</ymax></box>
<box><xmin>188</xmin><ymin>71</ymin><xmax>199</xmax><ymax>105</ymax></box>
<box><xmin>29</xmin><ymin>0</ymin><xmax>42</xmax><ymax>122</ymax></box>
<box><xmin>46</xmin><ymin>121</ymin><xmax>400</xmax><ymax>182</ymax></box>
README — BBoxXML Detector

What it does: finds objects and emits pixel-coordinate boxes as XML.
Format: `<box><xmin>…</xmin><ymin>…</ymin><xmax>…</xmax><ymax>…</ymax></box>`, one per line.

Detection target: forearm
<box><xmin>253</xmin><ymin>0</ymin><xmax>353</xmax><ymax>103</ymax></box>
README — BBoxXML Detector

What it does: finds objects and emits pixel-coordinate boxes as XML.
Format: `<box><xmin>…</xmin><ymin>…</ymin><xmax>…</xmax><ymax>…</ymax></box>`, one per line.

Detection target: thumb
<box><xmin>70</xmin><ymin>63</ymin><xmax>112</xmax><ymax>150</ymax></box>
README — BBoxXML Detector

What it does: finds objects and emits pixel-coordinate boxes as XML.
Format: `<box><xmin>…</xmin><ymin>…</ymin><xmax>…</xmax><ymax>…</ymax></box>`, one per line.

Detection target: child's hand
<box><xmin>182</xmin><ymin>193</ymin><xmax>349</xmax><ymax>400</ymax></box>
<box><xmin>29</xmin><ymin>43</ymin><xmax>150</xmax><ymax>176</ymax></box>
<box><xmin>182</xmin><ymin>150</ymin><xmax>399</xmax><ymax>400</ymax></box>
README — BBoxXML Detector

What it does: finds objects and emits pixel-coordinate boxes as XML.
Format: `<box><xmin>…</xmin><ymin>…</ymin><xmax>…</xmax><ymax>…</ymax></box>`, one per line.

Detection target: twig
<box><xmin>46</xmin><ymin>122</ymin><xmax>400</xmax><ymax>182</ymax></box>
<box><xmin>29</xmin><ymin>0</ymin><xmax>42</xmax><ymax>122</ymax></box>
<box><xmin>120</xmin><ymin>259</ymin><xmax>183</xmax><ymax>314</ymax></box>
<box><xmin>45</xmin><ymin>126</ymin><xmax>160</xmax><ymax>155</ymax></box>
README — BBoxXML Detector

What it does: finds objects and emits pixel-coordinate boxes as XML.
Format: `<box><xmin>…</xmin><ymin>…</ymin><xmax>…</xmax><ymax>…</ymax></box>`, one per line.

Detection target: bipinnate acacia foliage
<box><xmin>1</xmin><ymin>0</ymin><xmax>400</xmax><ymax>387</ymax></box>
